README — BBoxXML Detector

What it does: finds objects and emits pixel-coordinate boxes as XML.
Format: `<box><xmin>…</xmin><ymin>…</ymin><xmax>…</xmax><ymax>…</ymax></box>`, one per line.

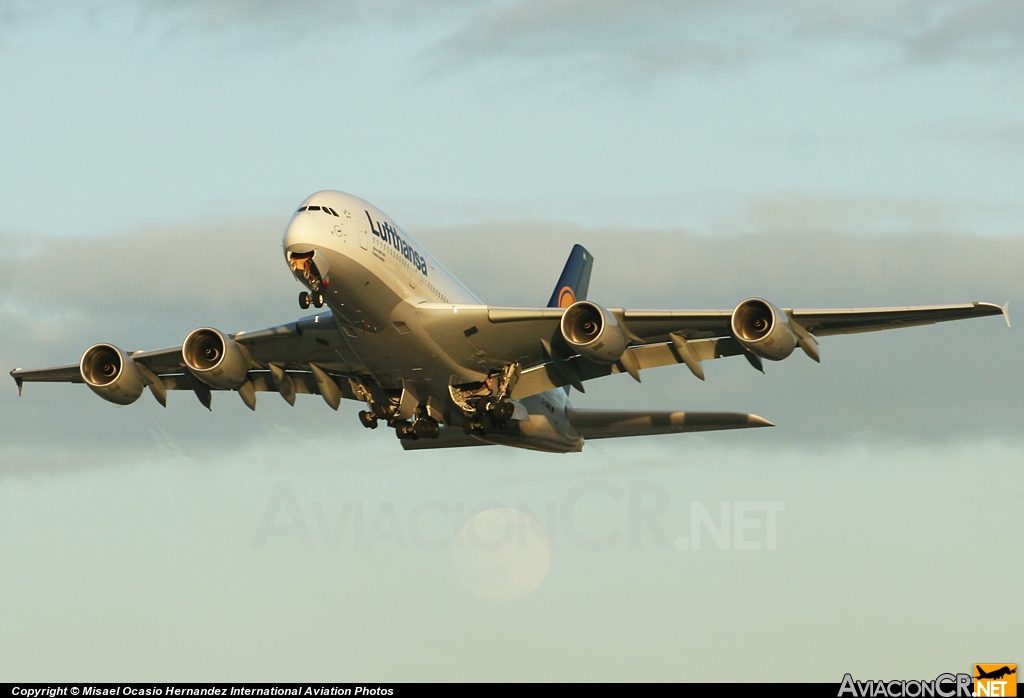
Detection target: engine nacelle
<box><xmin>80</xmin><ymin>344</ymin><xmax>145</xmax><ymax>405</ymax></box>
<box><xmin>560</xmin><ymin>301</ymin><xmax>628</xmax><ymax>364</ymax></box>
<box><xmin>183</xmin><ymin>328</ymin><xmax>250</xmax><ymax>390</ymax></box>
<box><xmin>730</xmin><ymin>298</ymin><xmax>798</xmax><ymax>361</ymax></box>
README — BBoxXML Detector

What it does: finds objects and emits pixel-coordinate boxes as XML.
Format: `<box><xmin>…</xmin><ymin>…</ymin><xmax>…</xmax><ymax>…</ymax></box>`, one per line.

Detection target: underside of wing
<box><xmin>511</xmin><ymin>336</ymin><xmax>747</xmax><ymax>399</ymax></box>
<box><xmin>10</xmin><ymin>312</ymin><xmax>364</xmax><ymax>410</ymax></box>
<box><xmin>442</xmin><ymin>298</ymin><xmax>1007</xmax><ymax>401</ymax></box>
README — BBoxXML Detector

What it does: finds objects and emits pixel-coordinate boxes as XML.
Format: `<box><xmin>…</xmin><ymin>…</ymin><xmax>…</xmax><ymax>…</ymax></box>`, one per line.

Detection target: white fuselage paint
<box><xmin>283</xmin><ymin>191</ymin><xmax>583</xmax><ymax>453</ymax></box>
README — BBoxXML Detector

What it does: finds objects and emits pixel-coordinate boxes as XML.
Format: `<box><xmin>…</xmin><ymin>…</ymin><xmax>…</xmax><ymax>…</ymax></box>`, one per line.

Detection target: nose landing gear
<box><xmin>298</xmin><ymin>291</ymin><xmax>325</xmax><ymax>309</ymax></box>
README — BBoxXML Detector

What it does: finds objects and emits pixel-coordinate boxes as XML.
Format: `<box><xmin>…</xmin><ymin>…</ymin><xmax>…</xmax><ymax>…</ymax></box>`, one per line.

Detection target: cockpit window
<box><xmin>296</xmin><ymin>204</ymin><xmax>340</xmax><ymax>216</ymax></box>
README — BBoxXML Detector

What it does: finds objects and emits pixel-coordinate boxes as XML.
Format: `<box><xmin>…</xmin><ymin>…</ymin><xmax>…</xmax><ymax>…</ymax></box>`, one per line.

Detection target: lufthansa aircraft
<box><xmin>10</xmin><ymin>192</ymin><xmax>1010</xmax><ymax>453</ymax></box>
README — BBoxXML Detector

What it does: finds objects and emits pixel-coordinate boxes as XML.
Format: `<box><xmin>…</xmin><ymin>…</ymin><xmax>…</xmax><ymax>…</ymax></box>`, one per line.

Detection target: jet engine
<box><xmin>80</xmin><ymin>343</ymin><xmax>145</xmax><ymax>405</ymax></box>
<box><xmin>183</xmin><ymin>328</ymin><xmax>250</xmax><ymax>390</ymax></box>
<box><xmin>560</xmin><ymin>301</ymin><xmax>628</xmax><ymax>363</ymax></box>
<box><xmin>730</xmin><ymin>298</ymin><xmax>798</xmax><ymax>361</ymax></box>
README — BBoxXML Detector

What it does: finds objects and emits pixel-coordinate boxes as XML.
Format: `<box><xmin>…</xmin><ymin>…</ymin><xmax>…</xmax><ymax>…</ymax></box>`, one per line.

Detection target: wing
<box><xmin>791</xmin><ymin>302</ymin><xmax>1008</xmax><ymax>336</ymax></box>
<box><xmin>416</xmin><ymin>301</ymin><xmax>1007</xmax><ymax>400</ymax></box>
<box><xmin>10</xmin><ymin>313</ymin><xmax>363</xmax><ymax>409</ymax></box>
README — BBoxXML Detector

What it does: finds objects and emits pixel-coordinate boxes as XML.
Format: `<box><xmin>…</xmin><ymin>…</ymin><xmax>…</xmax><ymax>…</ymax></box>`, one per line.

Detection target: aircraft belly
<box><xmin>318</xmin><ymin>248</ymin><xmax>405</xmax><ymax>332</ymax></box>
<box><xmin>314</xmin><ymin>249</ymin><xmax>487</xmax><ymax>414</ymax></box>
<box><xmin>476</xmin><ymin>392</ymin><xmax>583</xmax><ymax>453</ymax></box>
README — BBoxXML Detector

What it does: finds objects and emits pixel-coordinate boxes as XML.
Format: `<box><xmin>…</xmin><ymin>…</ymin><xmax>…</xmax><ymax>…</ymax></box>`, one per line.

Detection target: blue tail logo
<box><xmin>547</xmin><ymin>244</ymin><xmax>594</xmax><ymax>308</ymax></box>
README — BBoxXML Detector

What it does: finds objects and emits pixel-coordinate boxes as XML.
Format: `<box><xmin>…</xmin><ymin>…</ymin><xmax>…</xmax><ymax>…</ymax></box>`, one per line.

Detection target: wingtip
<box><xmin>10</xmin><ymin>369</ymin><xmax>23</xmax><ymax>396</ymax></box>
<box><xmin>1002</xmin><ymin>300</ymin><xmax>1011</xmax><ymax>328</ymax></box>
<box><xmin>749</xmin><ymin>414</ymin><xmax>774</xmax><ymax>428</ymax></box>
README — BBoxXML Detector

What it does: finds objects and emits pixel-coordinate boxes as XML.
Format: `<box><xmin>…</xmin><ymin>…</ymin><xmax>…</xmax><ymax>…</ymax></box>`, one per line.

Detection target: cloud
<box><xmin>919</xmin><ymin>119</ymin><xmax>1024</xmax><ymax>156</ymax></box>
<box><xmin>418</xmin><ymin>0</ymin><xmax>1024</xmax><ymax>82</ymax></box>
<box><xmin>905</xmin><ymin>0</ymin><xmax>1024</xmax><ymax>62</ymax></box>
<box><xmin>1</xmin><ymin>209</ymin><xmax>1020</xmax><ymax>467</ymax></box>
<box><xmin>6</xmin><ymin>1</ymin><xmax>1022</xmax><ymax>82</ymax></box>
<box><xmin>133</xmin><ymin>0</ymin><xmax>478</xmax><ymax>37</ymax></box>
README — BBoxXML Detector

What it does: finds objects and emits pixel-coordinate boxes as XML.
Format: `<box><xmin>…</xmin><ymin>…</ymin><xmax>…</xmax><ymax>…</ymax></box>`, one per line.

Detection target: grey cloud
<box><xmin>131</xmin><ymin>0</ymin><xmax>478</xmax><ymax>37</ymax></box>
<box><xmin>919</xmin><ymin>119</ymin><xmax>1024</xmax><ymax>157</ymax></box>
<box><xmin>1</xmin><ymin>209</ymin><xmax>1020</xmax><ymax>469</ymax></box>
<box><xmin>7</xmin><ymin>1</ymin><xmax>1021</xmax><ymax>79</ymax></box>
<box><xmin>418</xmin><ymin>0</ymin><xmax>1024</xmax><ymax>82</ymax></box>
<box><xmin>906</xmin><ymin>0</ymin><xmax>1024</xmax><ymax>62</ymax></box>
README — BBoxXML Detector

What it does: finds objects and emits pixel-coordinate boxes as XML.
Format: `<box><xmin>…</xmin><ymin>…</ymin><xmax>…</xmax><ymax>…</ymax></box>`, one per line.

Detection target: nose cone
<box><xmin>283</xmin><ymin>213</ymin><xmax>323</xmax><ymax>256</ymax></box>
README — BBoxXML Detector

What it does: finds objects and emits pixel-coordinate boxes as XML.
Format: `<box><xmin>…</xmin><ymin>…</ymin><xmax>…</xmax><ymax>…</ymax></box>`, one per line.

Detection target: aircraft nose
<box><xmin>283</xmin><ymin>211</ymin><xmax>332</xmax><ymax>290</ymax></box>
<box><xmin>283</xmin><ymin>213</ymin><xmax>321</xmax><ymax>255</ymax></box>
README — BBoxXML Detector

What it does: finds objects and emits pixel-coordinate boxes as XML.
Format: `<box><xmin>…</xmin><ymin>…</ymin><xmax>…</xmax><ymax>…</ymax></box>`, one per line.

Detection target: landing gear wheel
<box><xmin>394</xmin><ymin>421</ymin><xmax>418</xmax><ymax>440</ymax></box>
<box><xmin>463</xmin><ymin>416</ymin><xmax>486</xmax><ymax>436</ymax></box>
<box><xmin>298</xmin><ymin>291</ymin><xmax>311</xmax><ymax>309</ymax></box>
<box><xmin>312</xmin><ymin>291</ymin><xmax>325</xmax><ymax>308</ymax></box>
<box><xmin>413</xmin><ymin>418</ymin><xmax>440</xmax><ymax>439</ymax></box>
<box><xmin>358</xmin><ymin>410</ymin><xmax>378</xmax><ymax>429</ymax></box>
<box><xmin>491</xmin><ymin>401</ymin><xmax>515</xmax><ymax>420</ymax></box>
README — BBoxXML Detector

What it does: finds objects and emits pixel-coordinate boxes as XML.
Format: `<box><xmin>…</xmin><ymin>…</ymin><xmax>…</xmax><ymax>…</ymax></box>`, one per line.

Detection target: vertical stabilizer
<box><xmin>547</xmin><ymin>244</ymin><xmax>594</xmax><ymax>308</ymax></box>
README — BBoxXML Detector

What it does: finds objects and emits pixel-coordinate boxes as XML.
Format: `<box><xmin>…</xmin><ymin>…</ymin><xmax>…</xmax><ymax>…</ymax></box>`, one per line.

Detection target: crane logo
<box><xmin>974</xmin><ymin>665</ymin><xmax>1017</xmax><ymax>697</ymax></box>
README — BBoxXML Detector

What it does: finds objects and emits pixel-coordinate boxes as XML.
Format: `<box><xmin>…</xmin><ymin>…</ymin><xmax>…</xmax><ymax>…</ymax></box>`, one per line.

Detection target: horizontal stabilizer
<box><xmin>566</xmin><ymin>408</ymin><xmax>772</xmax><ymax>440</ymax></box>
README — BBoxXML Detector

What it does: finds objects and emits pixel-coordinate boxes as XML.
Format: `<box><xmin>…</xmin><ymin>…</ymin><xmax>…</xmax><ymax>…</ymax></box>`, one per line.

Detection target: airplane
<box><xmin>975</xmin><ymin>666</ymin><xmax>1016</xmax><ymax>681</ymax></box>
<box><xmin>9</xmin><ymin>191</ymin><xmax>1010</xmax><ymax>453</ymax></box>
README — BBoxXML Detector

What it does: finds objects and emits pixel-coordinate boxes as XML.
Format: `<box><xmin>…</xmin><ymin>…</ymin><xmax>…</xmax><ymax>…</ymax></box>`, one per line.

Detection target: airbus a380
<box><xmin>10</xmin><ymin>191</ymin><xmax>1009</xmax><ymax>453</ymax></box>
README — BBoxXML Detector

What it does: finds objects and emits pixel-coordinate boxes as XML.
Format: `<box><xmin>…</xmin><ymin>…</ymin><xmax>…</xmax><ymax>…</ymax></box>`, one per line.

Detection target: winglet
<box><xmin>11</xmin><ymin>369</ymin><xmax>23</xmax><ymax>396</ymax></box>
<box><xmin>1002</xmin><ymin>301</ymin><xmax>1011</xmax><ymax>328</ymax></box>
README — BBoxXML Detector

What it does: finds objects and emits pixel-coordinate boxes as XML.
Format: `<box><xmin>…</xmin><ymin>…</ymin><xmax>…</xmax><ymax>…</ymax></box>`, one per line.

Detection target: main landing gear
<box><xmin>299</xmin><ymin>291</ymin><xmax>324</xmax><ymax>309</ymax></box>
<box><xmin>356</xmin><ymin>403</ymin><xmax>441</xmax><ymax>441</ymax></box>
<box><xmin>462</xmin><ymin>399</ymin><xmax>515</xmax><ymax>435</ymax></box>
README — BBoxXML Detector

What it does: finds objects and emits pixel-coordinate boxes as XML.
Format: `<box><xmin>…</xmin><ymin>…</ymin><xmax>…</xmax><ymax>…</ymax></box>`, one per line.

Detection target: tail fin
<box><xmin>547</xmin><ymin>244</ymin><xmax>594</xmax><ymax>308</ymax></box>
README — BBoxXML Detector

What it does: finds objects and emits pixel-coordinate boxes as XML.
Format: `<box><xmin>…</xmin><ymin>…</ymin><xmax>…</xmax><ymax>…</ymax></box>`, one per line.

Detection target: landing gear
<box><xmin>298</xmin><ymin>291</ymin><xmax>325</xmax><ymax>309</ymax></box>
<box><xmin>413</xmin><ymin>417</ymin><xmax>440</xmax><ymax>439</ymax></box>
<box><xmin>491</xmin><ymin>400</ymin><xmax>515</xmax><ymax>421</ymax></box>
<box><xmin>391</xmin><ymin>417</ymin><xmax>440</xmax><ymax>441</ymax></box>
<box><xmin>348</xmin><ymin>375</ymin><xmax>444</xmax><ymax>441</ymax></box>
<box><xmin>462</xmin><ymin>401</ymin><xmax>513</xmax><ymax>435</ymax></box>
<box><xmin>358</xmin><ymin>410</ymin><xmax>378</xmax><ymax>429</ymax></box>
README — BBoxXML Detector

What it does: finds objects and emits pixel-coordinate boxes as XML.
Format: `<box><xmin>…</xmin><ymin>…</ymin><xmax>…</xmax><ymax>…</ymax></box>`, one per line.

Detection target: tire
<box><xmin>493</xmin><ymin>401</ymin><xmax>515</xmax><ymax>420</ymax></box>
<box><xmin>299</xmin><ymin>292</ymin><xmax>311</xmax><ymax>309</ymax></box>
<box><xmin>313</xmin><ymin>292</ymin><xmax>324</xmax><ymax>308</ymax></box>
<box><xmin>414</xmin><ymin>418</ymin><xmax>440</xmax><ymax>439</ymax></box>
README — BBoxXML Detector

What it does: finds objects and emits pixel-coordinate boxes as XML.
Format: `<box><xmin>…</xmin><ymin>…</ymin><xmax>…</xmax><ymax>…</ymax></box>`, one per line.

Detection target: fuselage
<box><xmin>282</xmin><ymin>190</ymin><xmax>583</xmax><ymax>453</ymax></box>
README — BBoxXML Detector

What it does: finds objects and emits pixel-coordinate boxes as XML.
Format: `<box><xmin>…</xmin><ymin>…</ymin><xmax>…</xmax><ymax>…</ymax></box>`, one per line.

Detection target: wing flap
<box><xmin>511</xmin><ymin>336</ymin><xmax>745</xmax><ymax>399</ymax></box>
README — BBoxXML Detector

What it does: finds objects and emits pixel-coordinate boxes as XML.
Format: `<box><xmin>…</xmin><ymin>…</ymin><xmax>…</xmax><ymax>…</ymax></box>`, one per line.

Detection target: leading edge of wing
<box><xmin>566</xmin><ymin>408</ymin><xmax>773</xmax><ymax>440</ymax></box>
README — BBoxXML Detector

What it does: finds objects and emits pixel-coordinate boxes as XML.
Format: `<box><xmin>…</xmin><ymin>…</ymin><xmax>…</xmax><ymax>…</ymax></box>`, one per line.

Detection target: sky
<box><xmin>1</xmin><ymin>0</ymin><xmax>1022</xmax><ymax>682</ymax></box>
